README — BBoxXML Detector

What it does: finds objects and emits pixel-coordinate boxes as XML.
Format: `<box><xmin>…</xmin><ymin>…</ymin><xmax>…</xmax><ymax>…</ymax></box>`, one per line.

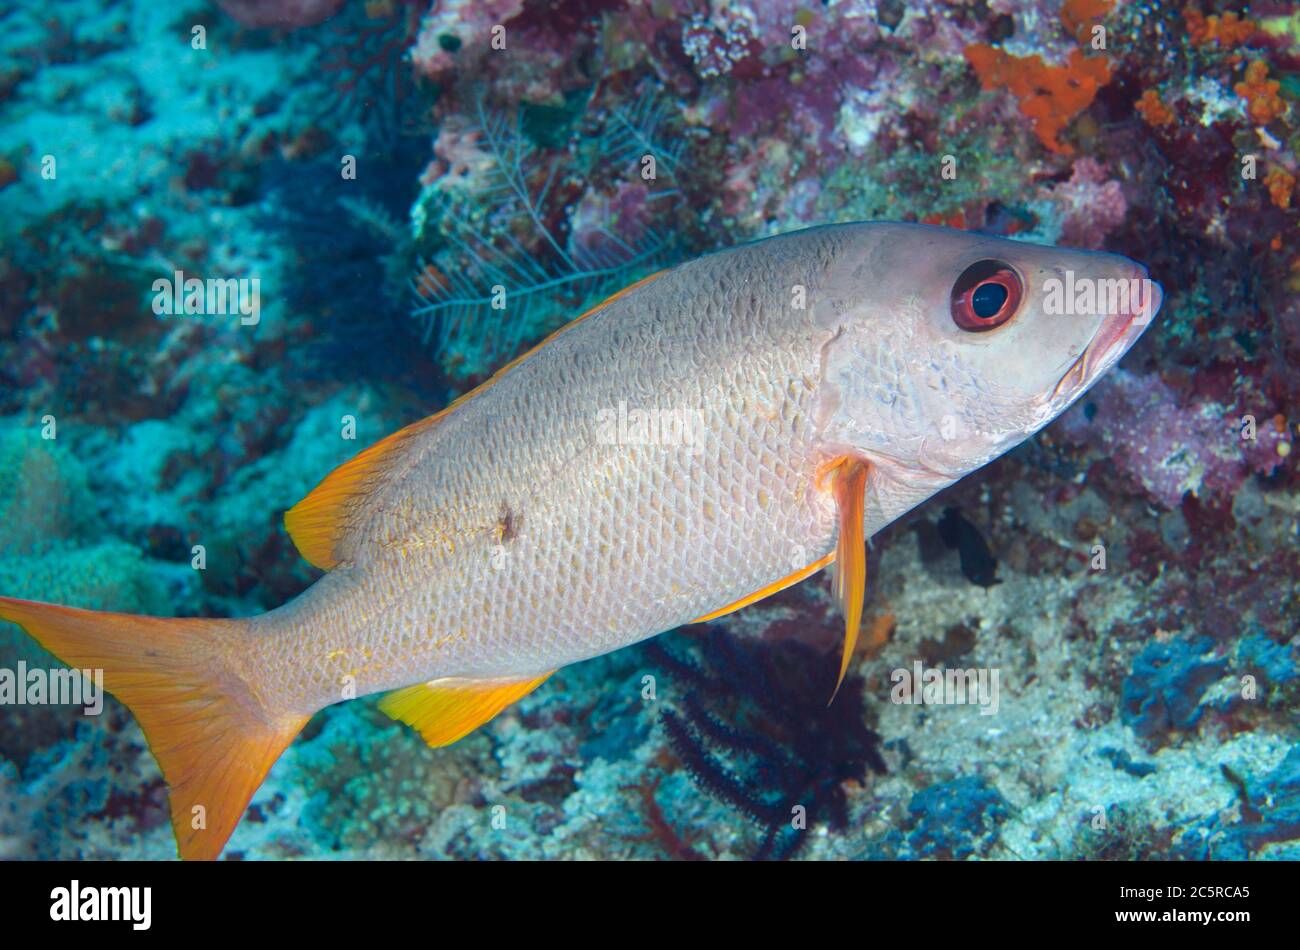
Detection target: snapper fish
<box><xmin>0</xmin><ymin>223</ymin><xmax>1161</xmax><ymax>859</ymax></box>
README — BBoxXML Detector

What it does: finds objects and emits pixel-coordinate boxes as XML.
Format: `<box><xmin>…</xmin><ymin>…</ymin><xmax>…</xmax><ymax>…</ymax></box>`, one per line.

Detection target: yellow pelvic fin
<box><xmin>379</xmin><ymin>673</ymin><xmax>553</xmax><ymax>747</ymax></box>
<box><xmin>830</xmin><ymin>458</ymin><xmax>870</xmax><ymax>702</ymax></box>
<box><xmin>285</xmin><ymin>269</ymin><xmax>666</xmax><ymax>571</ymax></box>
<box><xmin>689</xmin><ymin>551</ymin><xmax>836</xmax><ymax>625</ymax></box>
<box><xmin>0</xmin><ymin>596</ymin><xmax>307</xmax><ymax>861</ymax></box>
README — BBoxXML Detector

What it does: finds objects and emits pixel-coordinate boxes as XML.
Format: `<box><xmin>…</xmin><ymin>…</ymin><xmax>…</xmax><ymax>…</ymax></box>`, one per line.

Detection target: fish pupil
<box><xmin>971</xmin><ymin>281</ymin><xmax>1008</xmax><ymax>318</ymax></box>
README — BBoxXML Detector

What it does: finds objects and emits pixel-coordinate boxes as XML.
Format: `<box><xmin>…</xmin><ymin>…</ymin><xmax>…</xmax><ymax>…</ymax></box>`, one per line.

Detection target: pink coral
<box><xmin>410</xmin><ymin>0</ymin><xmax>524</xmax><ymax>81</ymax></box>
<box><xmin>1059</xmin><ymin>370</ymin><xmax>1289</xmax><ymax>508</ymax></box>
<box><xmin>567</xmin><ymin>182</ymin><xmax>655</xmax><ymax>266</ymax></box>
<box><xmin>681</xmin><ymin>11</ymin><xmax>760</xmax><ymax>80</ymax></box>
<box><xmin>1046</xmin><ymin>157</ymin><xmax>1128</xmax><ymax>249</ymax></box>
<box><xmin>419</xmin><ymin>115</ymin><xmax>498</xmax><ymax>193</ymax></box>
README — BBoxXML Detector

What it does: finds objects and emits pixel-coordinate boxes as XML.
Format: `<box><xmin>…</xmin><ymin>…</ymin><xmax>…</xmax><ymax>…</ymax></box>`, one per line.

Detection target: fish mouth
<box><xmin>1051</xmin><ymin>274</ymin><xmax>1162</xmax><ymax>404</ymax></box>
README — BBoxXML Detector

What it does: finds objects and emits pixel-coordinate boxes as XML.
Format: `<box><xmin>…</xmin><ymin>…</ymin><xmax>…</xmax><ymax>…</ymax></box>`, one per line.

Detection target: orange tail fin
<box><xmin>0</xmin><ymin>597</ymin><xmax>307</xmax><ymax>860</ymax></box>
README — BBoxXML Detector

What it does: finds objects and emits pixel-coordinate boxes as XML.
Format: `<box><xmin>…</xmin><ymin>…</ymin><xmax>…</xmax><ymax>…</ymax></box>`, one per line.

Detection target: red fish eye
<box><xmin>950</xmin><ymin>260</ymin><xmax>1023</xmax><ymax>332</ymax></box>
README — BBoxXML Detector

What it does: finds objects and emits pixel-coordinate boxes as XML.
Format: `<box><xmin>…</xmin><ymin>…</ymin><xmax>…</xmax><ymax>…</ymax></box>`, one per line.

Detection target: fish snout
<box><xmin>1050</xmin><ymin>261</ymin><xmax>1161</xmax><ymax>404</ymax></box>
<box><xmin>1120</xmin><ymin>260</ymin><xmax>1162</xmax><ymax>326</ymax></box>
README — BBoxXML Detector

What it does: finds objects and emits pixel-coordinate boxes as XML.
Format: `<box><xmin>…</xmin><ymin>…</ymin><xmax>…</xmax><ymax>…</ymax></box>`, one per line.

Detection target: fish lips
<box><xmin>1051</xmin><ymin>271</ymin><xmax>1163</xmax><ymax>405</ymax></box>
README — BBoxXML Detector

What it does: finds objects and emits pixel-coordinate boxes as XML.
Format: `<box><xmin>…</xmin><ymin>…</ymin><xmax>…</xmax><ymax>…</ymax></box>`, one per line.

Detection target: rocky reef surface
<box><xmin>0</xmin><ymin>0</ymin><xmax>1297</xmax><ymax>859</ymax></box>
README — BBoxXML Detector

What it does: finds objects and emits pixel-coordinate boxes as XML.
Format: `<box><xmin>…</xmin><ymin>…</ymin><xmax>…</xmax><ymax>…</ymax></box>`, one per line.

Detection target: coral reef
<box><xmin>216</xmin><ymin>0</ymin><xmax>347</xmax><ymax>31</ymax></box>
<box><xmin>0</xmin><ymin>0</ymin><xmax>1296</xmax><ymax>862</ymax></box>
<box><xmin>1175</xmin><ymin>745</ymin><xmax>1300</xmax><ymax>859</ymax></box>
<box><xmin>409</xmin><ymin>90</ymin><xmax>673</xmax><ymax>379</ymax></box>
<box><xmin>904</xmin><ymin>776</ymin><xmax>1010</xmax><ymax>859</ymax></box>
<box><xmin>1059</xmin><ymin>369</ymin><xmax>1287</xmax><ymax>509</ymax></box>
<box><xmin>1120</xmin><ymin>635</ymin><xmax>1230</xmax><ymax>745</ymax></box>
<box><xmin>648</xmin><ymin>629</ymin><xmax>887</xmax><ymax>860</ymax></box>
<box><xmin>964</xmin><ymin>45</ymin><xmax>1112</xmax><ymax>155</ymax></box>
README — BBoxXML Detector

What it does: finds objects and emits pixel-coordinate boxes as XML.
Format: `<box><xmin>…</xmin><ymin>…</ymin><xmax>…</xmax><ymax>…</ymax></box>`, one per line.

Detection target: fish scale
<box><xmin>245</xmin><ymin>228</ymin><xmax>838</xmax><ymax>712</ymax></box>
<box><xmin>0</xmin><ymin>221</ymin><xmax>1160</xmax><ymax>858</ymax></box>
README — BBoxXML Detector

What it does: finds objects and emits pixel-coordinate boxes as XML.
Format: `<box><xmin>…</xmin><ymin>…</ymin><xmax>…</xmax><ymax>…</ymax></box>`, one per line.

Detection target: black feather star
<box><xmin>646</xmin><ymin>628</ymin><xmax>887</xmax><ymax>860</ymax></box>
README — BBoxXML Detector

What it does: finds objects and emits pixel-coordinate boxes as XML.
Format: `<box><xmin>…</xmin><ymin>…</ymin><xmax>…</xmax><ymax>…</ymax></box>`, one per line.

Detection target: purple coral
<box><xmin>567</xmin><ymin>181</ymin><xmax>656</xmax><ymax>265</ymax></box>
<box><xmin>1046</xmin><ymin>157</ymin><xmax>1129</xmax><ymax>249</ymax></box>
<box><xmin>1060</xmin><ymin>369</ymin><xmax>1290</xmax><ymax>508</ymax></box>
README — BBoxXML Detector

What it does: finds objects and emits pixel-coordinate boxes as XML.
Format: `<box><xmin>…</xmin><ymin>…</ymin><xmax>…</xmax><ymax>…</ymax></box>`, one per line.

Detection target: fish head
<box><xmin>815</xmin><ymin>223</ymin><xmax>1162</xmax><ymax>487</ymax></box>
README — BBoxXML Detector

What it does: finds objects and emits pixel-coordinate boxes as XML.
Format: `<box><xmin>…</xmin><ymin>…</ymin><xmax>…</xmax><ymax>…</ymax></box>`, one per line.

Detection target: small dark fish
<box><xmin>937</xmin><ymin>507</ymin><xmax>1001</xmax><ymax>588</ymax></box>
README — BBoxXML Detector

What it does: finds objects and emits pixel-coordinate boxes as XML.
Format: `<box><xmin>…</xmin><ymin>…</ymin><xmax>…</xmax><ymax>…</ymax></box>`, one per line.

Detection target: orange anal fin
<box><xmin>0</xmin><ymin>596</ymin><xmax>306</xmax><ymax>861</ymax></box>
<box><xmin>378</xmin><ymin>673</ymin><xmax>553</xmax><ymax>747</ymax></box>
<box><xmin>830</xmin><ymin>458</ymin><xmax>869</xmax><ymax>703</ymax></box>
<box><xmin>689</xmin><ymin>551</ymin><xmax>836</xmax><ymax>625</ymax></box>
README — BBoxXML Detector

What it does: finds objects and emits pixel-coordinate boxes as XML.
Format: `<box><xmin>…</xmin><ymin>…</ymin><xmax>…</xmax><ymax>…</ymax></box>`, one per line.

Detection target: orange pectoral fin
<box><xmin>378</xmin><ymin>673</ymin><xmax>553</xmax><ymax>747</ymax></box>
<box><xmin>830</xmin><ymin>458</ymin><xmax>870</xmax><ymax>703</ymax></box>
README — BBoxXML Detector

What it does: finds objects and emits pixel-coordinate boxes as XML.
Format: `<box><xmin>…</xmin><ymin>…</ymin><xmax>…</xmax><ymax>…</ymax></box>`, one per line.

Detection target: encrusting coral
<box><xmin>963</xmin><ymin>45</ymin><xmax>1112</xmax><ymax>155</ymax></box>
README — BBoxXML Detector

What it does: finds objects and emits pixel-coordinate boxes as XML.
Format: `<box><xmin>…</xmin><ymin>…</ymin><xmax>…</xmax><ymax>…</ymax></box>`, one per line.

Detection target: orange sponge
<box><xmin>1235</xmin><ymin>60</ymin><xmax>1286</xmax><ymax>125</ymax></box>
<box><xmin>965</xmin><ymin>45</ymin><xmax>1112</xmax><ymax>154</ymax></box>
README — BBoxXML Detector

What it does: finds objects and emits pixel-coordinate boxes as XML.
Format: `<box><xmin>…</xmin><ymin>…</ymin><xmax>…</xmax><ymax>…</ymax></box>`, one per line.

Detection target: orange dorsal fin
<box><xmin>830</xmin><ymin>458</ymin><xmax>869</xmax><ymax>702</ymax></box>
<box><xmin>285</xmin><ymin>269</ymin><xmax>666</xmax><ymax>570</ymax></box>
<box><xmin>284</xmin><ymin>415</ymin><xmax>438</xmax><ymax>569</ymax></box>
<box><xmin>0</xmin><ymin>596</ymin><xmax>307</xmax><ymax>861</ymax></box>
<box><xmin>378</xmin><ymin>673</ymin><xmax>553</xmax><ymax>747</ymax></box>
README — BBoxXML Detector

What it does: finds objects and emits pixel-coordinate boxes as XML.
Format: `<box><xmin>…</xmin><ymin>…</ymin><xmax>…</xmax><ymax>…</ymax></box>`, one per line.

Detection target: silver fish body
<box><xmin>252</xmin><ymin>222</ymin><xmax>1160</xmax><ymax>715</ymax></box>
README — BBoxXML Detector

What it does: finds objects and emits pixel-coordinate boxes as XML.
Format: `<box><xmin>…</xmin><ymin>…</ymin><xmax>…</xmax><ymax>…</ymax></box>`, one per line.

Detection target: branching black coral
<box><xmin>647</xmin><ymin>629</ymin><xmax>887</xmax><ymax>861</ymax></box>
